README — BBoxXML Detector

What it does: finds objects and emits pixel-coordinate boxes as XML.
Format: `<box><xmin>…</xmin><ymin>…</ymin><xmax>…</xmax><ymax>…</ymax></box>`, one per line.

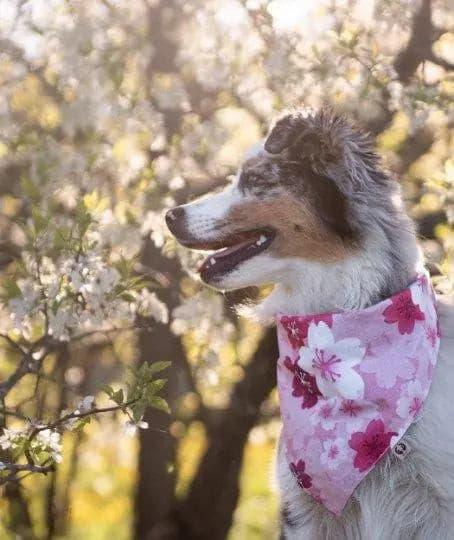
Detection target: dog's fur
<box><xmin>166</xmin><ymin>108</ymin><xmax>454</xmax><ymax>539</ymax></box>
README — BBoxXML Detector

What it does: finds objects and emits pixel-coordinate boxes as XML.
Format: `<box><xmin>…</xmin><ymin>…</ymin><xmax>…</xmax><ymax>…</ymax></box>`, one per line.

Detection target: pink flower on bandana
<box><xmin>349</xmin><ymin>419</ymin><xmax>397</xmax><ymax>472</ymax></box>
<box><xmin>298</xmin><ymin>322</ymin><xmax>365</xmax><ymax>400</ymax></box>
<box><xmin>425</xmin><ymin>325</ymin><xmax>439</xmax><ymax>348</ymax></box>
<box><xmin>338</xmin><ymin>399</ymin><xmax>377</xmax><ymax>430</ymax></box>
<box><xmin>281</xmin><ymin>314</ymin><xmax>333</xmax><ymax>349</ymax></box>
<box><xmin>361</xmin><ymin>350</ymin><xmax>414</xmax><ymax>389</ymax></box>
<box><xmin>382</xmin><ymin>289</ymin><xmax>425</xmax><ymax>335</ymax></box>
<box><xmin>289</xmin><ymin>459</ymin><xmax>312</xmax><ymax>489</ymax></box>
<box><xmin>339</xmin><ymin>400</ymin><xmax>362</xmax><ymax>418</ymax></box>
<box><xmin>320</xmin><ymin>438</ymin><xmax>348</xmax><ymax>470</ymax></box>
<box><xmin>396</xmin><ymin>380</ymin><xmax>424</xmax><ymax>419</ymax></box>
<box><xmin>283</xmin><ymin>356</ymin><xmax>322</xmax><ymax>409</ymax></box>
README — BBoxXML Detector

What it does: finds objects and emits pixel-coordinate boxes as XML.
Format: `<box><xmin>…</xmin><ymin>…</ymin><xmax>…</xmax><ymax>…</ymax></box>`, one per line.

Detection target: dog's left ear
<box><xmin>264</xmin><ymin>108</ymin><xmax>351</xmax><ymax>172</ymax></box>
<box><xmin>264</xmin><ymin>111</ymin><xmax>311</xmax><ymax>155</ymax></box>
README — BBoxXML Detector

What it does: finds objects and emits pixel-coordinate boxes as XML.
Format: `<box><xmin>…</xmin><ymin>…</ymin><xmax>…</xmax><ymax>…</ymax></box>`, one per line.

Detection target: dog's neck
<box><xmin>251</xmin><ymin>229</ymin><xmax>424</xmax><ymax>324</ymax></box>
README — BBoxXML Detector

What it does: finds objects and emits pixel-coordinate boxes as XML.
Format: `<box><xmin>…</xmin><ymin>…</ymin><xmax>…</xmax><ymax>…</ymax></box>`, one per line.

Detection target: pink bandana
<box><xmin>276</xmin><ymin>274</ymin><xmax>440</xmax><ymax>515</ymax></box>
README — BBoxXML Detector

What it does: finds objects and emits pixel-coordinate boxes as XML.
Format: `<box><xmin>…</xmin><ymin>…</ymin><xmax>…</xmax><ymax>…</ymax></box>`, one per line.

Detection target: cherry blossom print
<box><xmin>382</xmin><ymin>289</ymin><xmax>425</xmax><ymax>335</ymax></box>
<box><xmin>320</xmin><ymin>438</ymin><xmax>349</xmax><ymax>470</ymax></box>
<box><xmin>309</xmin><ymin>399</ymin><xmax>338</xmax><ymax>431</ymax></box>
<box><xmin>339</xmin><ymin>399</ymin><xmax>376</xmax><ymax>430</ymax></box>
<box><xmin>373</xmin><ymin>398</ymin><xmax>388</xmax><ymax>412</ymax></box>
<box><xmin>349</xmin><ymin>419</ymin><xmax>397</xmax><ymax>472</ymax></box>
<box><xmin>276</xmin><ymin>273</ymin><xmax>439</xmax><ymax>514</ymax></box>
<box><xmin>281</xmin><ymin>314</ymin><xmax>333</xmax><ymax>349</ymax></box>
<box><xmin>412</xmin><ymin>275</ymin><xmax>426</xmax><ymax>299</ymax></box>
<box><xmin>396</xmin><ymin>380</ymin><xmax>424</xmax><ymax>419</ymax></box>
<box><xmin>361</xmin><ymin>350</ymin><xmax>414</xmax><ymax>389</ymax></box>
<box><xmin>289</xmin><ymin>459</ymin><xmax>312</xmax><ymax>489</ymax></box>
<box><xmin>411</xmin><ymin>275</ymin><xmax>434</xmax><ymax>314</ymax></box>
<box><xmin>283</xmin><ymin>356</ymin><xmax>322</xmax><ymax>409</ymax></box>
<box><xmin>425</xmin><ymin>325</ymin><xmax>439</xmax><ymax>348</ymax></box>
<box><xmin>339</xmin><ymin>400</ymin><xmax>362</xmax><ymax>418</ymax></box>
<box><xmin>298</xmin><ymin>322</ymin><xmax>365</xmax><ymax>400</ymax></box>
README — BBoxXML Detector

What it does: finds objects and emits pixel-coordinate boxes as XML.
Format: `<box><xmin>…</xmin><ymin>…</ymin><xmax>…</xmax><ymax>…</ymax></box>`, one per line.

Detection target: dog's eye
<box><xmin>239</xmin><ymin>169</ymin><xmax>280</xmax><ymax>195</ymax></box>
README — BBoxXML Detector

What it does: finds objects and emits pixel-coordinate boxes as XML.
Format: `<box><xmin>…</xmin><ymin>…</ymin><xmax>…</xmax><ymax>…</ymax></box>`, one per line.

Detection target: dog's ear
<box><xmin>264</xmin><ymin>112</ymin><xmax>310</xmax><ymax>154</ymax></box>
<box><xmin>264</xmin><ymin>108</ymin><xmax>351</xmax><ymax>172</ymax></box>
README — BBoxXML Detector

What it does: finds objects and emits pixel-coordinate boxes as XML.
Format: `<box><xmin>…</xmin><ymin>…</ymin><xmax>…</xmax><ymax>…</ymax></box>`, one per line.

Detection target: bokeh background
<box><xmin>0</xmin><ymin>0</ymin><xmax>453</xmax><ymax>538</ymax></box>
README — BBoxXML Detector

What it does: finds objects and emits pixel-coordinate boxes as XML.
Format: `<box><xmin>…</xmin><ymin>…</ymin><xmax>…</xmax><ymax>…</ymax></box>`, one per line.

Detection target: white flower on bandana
<box><xmin>309</xmin><ymin>398</ymin><xmax>338</xmax><ymax>431</ymax></box>
<box><xmin>396</xmin><ymin>380</ymin><xmax>424</xmax><ymax>419</ymax></box>
<box><xmin>320</xmin><ymin>438</ymin><xmax>349</xmax><ymax>470</ymax></box>
<box><xmin>298</xmin><ymin>322</ymin><xmax>365</xmax><ymax>400</ymax></box>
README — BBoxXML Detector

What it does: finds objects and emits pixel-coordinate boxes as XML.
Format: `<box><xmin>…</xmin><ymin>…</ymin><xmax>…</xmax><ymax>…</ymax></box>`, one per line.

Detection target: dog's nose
<box><xmin>165</xmin><ymin>206</ymin><xmax>185</xmax><ymax>228</ymax></box>
<box><xmin>166</xmin><ymin>206</ymin><xmax>184</xmax><ymax>223</ymax></box>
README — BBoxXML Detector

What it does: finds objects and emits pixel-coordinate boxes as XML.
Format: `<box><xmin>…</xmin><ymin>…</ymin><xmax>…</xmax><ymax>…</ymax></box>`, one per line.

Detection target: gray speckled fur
<box><xmin>264</xmin><ymin>110</ymin><xmax>454</xmax><ymax>540</ymax></box>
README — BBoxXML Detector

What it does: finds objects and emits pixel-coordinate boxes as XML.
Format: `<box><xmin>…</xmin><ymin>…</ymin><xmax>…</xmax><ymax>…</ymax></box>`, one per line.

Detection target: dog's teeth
<box><xmin>256</xmin><ymin>235</ymin><xmax>267</xmax><ymax>246</ymax></box>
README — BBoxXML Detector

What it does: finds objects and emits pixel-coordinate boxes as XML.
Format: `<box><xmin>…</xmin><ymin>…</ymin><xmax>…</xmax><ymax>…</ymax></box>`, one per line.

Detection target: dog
<box><xmin>165</xmin><ymin>108</ymin><xmax>454</xmax><ymax>539</ymax></box>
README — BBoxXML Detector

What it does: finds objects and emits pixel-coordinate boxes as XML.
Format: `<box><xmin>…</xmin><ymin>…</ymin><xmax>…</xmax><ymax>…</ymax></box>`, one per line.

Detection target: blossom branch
<box><xmin>0</xmin><ymin>340</ymin><xmax>52</xmax><ymax>399</ymax></box>
<box><xmin>1</xmin><ymin>462</ymin><xmax>54</xmax><ymax>474</ymax></box>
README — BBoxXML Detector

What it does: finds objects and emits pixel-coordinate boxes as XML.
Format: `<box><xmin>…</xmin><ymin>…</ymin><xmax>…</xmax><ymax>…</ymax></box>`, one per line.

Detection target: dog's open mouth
<box><xmin>184</xmin><ymin>228</ymin><xmax>275</xmax><ymax>282</ymax></box>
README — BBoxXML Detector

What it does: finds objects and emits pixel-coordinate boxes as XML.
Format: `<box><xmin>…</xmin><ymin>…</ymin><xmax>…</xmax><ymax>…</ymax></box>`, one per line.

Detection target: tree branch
<box><xmin>428</xmin><ymin>53</ymin><xmax>454</xmax><ymax>72</ymax></box>
<box><xmin>394</xmin><ymin>0</ymin><xmax>437</xmax><ymax>83</ymax></box>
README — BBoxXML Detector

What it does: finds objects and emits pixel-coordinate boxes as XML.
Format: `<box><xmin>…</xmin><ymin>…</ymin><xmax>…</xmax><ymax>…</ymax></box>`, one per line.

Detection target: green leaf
<box><xmin>73</xmin><ymin>416</ymin><xmax>91</xmax><ymax>431</ymax></box>
<box><xmin>21</xmin><ymin>175</ymin><xmax>41</xmax><ymax>201</ymax></box>
<box><xmin>1</xmin><ymin>280</ymin><xmax>21</xmax><ymax>300</ymax></box>
<box><xmin>115</xmin><ymin>256</ymin><xmax>135</xmax><ymax>279</ymax></box>
<box><xmin>101</xmin><ymin>384</ymin><xmax>115</xmax><ymax>398</ymax></box>
<box><xmin>111</xmin><ymin>389</ymin><xmax>124</xmax><ymax>405</ymax></box>
<box><xmin>31</xmin><ymin>207</ymin><xmax>49</xmax><ymax>234</ymax></box>
<box><xmin>147</xmin><ymin>379</ymin><xmax>167</xmax><ymax>396</ymax></box>
<box><xmin>53</xmin><ymin>226</ymin><xmax>72</xmax><ymax>251</ymax></box>
<box><xmin>119</xmin><ymin>291</ymin><xmax>136</xmax><ymax>303</ymax></box>
<box><xmin>149</xmin><ymin>396</ymin><xmax>170</xmax><ymax>414</ymax></box>
<box><xmin>131</xmin><ymin>401</ymin><xmax>147</xmax><ymax>423</ymax></box>
<box><xmin>147</xmin><ymin>361</ymin><xmax>171</xmax><ymax>376</ymax></box>
<box><xmin>75</xmin><ymin>200</ymin><xmax>93</xmax><ymax>236</ymax></box>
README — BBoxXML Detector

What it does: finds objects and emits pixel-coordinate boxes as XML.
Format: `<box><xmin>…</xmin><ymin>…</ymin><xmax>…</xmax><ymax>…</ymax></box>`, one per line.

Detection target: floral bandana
<box><xmin>276</xmin><ymin>274</ymin><xmax>440</xmax><ymax>515</ymax></box>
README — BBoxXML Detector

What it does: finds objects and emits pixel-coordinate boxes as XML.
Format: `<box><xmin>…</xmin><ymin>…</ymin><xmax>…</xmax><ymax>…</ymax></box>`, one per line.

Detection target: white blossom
<box><xmin>124</xmin><ymin>419</ymin><xmax>149</xmax><ymax>437</ymax></box>
<box><xmin>36</xmin><ymin>429</ymin><xmax>63</xmax><ymax>463</ymax></box>
<box><xmin>8</xmin><ymin>279</ymin><xmax>41</xmax><ymax>331</ymax></box>
<box><xmin>78</xmin><ymin>395</ymin><xmax>96</xmax><ymax>413</ymax></box>
<box><xmin>136</xmin><ymin>289</ymin><xmax>168</xmax><ymax>323</ymax></box>
<box><xmin>0</xmin><ymin>429</ymin><xmax>23</xmax><ymax>450</ymax></box>
<box><xmin>141</xmin><ymin>211</ymin><xmax>168</xmax><ymax>248</ymax></box>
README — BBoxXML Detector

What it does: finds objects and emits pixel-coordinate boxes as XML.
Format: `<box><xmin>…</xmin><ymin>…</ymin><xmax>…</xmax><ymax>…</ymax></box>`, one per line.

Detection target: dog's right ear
<box><xmin>265</xmin><ymin>108</ymin><xmax>363</xmax><ymax>176</ymax></box>
<box><xmin>264</xmin><ymin>112</ymin><xmax>310</xmax><ymax>154</ymax></box>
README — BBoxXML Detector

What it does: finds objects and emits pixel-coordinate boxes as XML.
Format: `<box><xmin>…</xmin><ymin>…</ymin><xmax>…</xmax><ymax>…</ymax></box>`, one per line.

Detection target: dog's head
<box><xmin>166</xmin><ymin>108</ymin><xmax>402</xmax><ymax>292</ymax></box>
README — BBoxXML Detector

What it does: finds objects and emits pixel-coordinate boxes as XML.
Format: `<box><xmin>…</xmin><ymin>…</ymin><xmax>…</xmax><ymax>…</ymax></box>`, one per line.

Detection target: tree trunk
<box><xmin>175</xmin><ymin>329</ymin><xmax>278</xmax><ymax>540</ymax></box>
<box><xmin>135</xmin><ymin>241</ymin><xmax>186</xmax><ymax>539</ymax></box>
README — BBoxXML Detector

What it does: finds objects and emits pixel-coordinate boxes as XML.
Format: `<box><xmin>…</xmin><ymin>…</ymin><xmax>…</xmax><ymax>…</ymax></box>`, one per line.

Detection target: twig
<box><xmin>0</xmin><ymin>462</ymin><xmax>55</xmax><ymax>486</ymax></box>
<box><xmin>70</xmin><ymin>323</ymin><xmax>152</xmax><ymax>343</ymax></box>
<box><xmin>0</xmin><ymin>333</ymin><xmax>26</xmax><ymax>354</ymax></box>
<box><xmin>0</xmin><ymin>462</ymin><xmax>54</xmax><ymax>474</ymax></box>
<box><xmin>0</xmin><ymin>408</ymin><xmax>31</xmax><ymax>422</ymax></box>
